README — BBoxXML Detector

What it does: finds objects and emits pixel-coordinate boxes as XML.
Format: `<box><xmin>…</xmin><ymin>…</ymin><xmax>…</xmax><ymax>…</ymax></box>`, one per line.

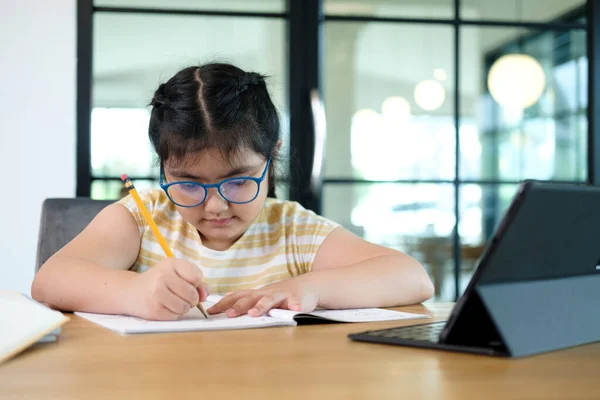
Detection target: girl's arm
<box><xmin>208</xmin><ymin>227</ymin><xmax>434</xmax><ymax>317</ymax></box>
<box><xmin>31</xmin><ymin>204</ymin><xmax>142</xmax><ymax>313</ymax></box>
<box><xmin>31</xmin><ymin>204</ymin><xmax>208</xmax><ymax>319</ymax></box>
<box><xmin>298</xmin><ymin>227</ymin><xmax>434</xmax><ymax>308</ymax></box>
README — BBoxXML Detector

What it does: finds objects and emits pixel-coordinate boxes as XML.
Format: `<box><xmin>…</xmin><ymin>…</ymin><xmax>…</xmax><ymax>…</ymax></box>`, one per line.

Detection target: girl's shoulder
<box><xmin>261</xmin><ymin>198</ymin><xmax>339</xmax><ymax>229</ymax></box>
<box><xmin>251</xmin><ymin>199</ymin><xmax>340</xmax><ymax>271</ymax></box>
<box><xmin>117</xmin><ymin>188</ymin><xmax>180</xmax><ymax>228</ymax></box>
<box><xmin>118</xmin><ymin>188</ymin><xmax>174</xmax><ymax>211</ymax></box>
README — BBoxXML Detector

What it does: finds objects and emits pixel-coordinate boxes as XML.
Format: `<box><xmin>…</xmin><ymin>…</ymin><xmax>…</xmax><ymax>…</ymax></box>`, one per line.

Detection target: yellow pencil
<box><xmin>120</xmin><ymin>174</ymin><xmax>208</xmax><ymax>319</ymax></box>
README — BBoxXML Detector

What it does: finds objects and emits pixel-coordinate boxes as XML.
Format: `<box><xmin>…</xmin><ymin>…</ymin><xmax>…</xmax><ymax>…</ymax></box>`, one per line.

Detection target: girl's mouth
<box><xmin>205</xmin><ymin>218</ymin><xmax>233</xmax><ymax>226</ymax></box>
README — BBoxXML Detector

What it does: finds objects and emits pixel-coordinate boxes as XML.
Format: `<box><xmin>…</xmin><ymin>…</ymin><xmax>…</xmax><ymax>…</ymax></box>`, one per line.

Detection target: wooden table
<box><xmin>1</xmin><ymin>303</ymin><xmax>599</xmax><ymax>400</ymax></box>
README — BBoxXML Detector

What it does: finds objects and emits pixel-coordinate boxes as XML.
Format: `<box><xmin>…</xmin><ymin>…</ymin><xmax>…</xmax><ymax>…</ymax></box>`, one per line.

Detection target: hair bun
<box><xmin>151</xmin><ymin>83</ymin><xmax>170</xmax><ymax>108</ymax></box>
<box><xmin>245</xmin><ymin>72</ymin><xmax>263</xmax><ymax>85</ymax></box>
<box><xmin>236</xmin><ymin>72</ymin><xmax>264</xmax><ymax>95</ymax></box>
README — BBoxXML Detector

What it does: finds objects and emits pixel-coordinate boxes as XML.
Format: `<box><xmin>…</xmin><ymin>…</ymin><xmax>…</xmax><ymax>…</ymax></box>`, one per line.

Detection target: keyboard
<box><xmin>349</xmin><ymin>321</ymin><xmax>504</xmax><ymax>356</ymax></box>
<box><xmin>350</xmin><ymin>321</ymin><xmax>446</xmax><ymax>343</ymax></box>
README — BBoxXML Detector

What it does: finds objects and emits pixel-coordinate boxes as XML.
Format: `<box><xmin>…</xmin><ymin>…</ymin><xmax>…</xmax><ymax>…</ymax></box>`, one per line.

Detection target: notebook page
<box><xmin>268</xmin><ymin>307</ymin><xmax>430</xmax><ymax>323</ymax></box>
<box><xmin>0</xmin><ymin>291</ymin><xmax>69</xmax><ymax>363</ymax></box>
<box><xmin>75</xmin><ymin>299</ymin><xmax>295</xmax><ymax>334</ymax></box>
<box><xmin>204</xmin><ymin>294</ymin><xmax>430</xmax><ymax>323</ymax></box>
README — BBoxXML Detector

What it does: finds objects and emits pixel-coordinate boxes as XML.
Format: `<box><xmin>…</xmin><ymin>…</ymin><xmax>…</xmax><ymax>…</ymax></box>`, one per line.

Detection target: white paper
<box><xmin>75</xmin><ymin>299</ymin><xmax>295</xmax><ymax>335</ymax></box>
<box><xmin>268</xmin><ymin>307</ymin><xmax>430</xmax><ymax>323</ymax></box>
<box><xmin>75</xmin><ymin>293</ymin><xmax>430</xmax><ymax>335</ymax></box>
<box><xmin>0</xmin><ymin>291</ymin><xmax>69</xmax><ymax>363</ymax></box>
<box><xmin>208</xmin><ymin>294</ymin><xmax>430</xmax><ymax>323</ymax></box>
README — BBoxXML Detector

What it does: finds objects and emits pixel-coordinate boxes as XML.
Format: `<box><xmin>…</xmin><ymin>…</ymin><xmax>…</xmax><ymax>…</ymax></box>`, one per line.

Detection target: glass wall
<box><xmin>86</xmin><ymin>0</ymin><xmax>591</xmax><ymax>301</ymax></box>
<box><xmin>91</xmin><ymin>2</ymin><xmax>288</xmax><ymax>199</ymax></box>
<box><xmin>321</xmin><ymin>0</ymin><xmax>588</xmax><ymax>300</ymax></box>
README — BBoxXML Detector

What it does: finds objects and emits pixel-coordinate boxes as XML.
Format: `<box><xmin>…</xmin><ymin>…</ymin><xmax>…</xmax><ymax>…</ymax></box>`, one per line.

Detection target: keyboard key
<box><xmin>365</xmin><ymin>322</ymin><xmax>445</xmax><ymax>343</ymax></box>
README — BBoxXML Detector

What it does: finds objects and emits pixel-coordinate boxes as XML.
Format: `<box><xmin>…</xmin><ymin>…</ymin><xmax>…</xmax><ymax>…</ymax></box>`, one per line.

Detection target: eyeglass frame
<box><xmin>159</xmin><ymin>158</ymin><xmax>271</xmax><ymax>208</ymax></box>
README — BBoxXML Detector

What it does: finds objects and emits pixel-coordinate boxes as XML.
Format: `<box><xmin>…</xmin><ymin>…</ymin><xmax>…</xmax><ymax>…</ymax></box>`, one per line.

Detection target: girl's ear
<box><xmin>274</xmin><ymin>140</ymin><xmax>283</xmax><ymax>156</ymax></box>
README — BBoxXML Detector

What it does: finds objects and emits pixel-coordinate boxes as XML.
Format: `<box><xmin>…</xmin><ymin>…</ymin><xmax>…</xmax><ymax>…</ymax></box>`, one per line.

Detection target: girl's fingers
<box><xmin>225</xmin><ymin>293</ymin><xmax>264</xmax><ymax>318</ymax></box>
<box><xmin>207</xmin><ymin>291</ymin><xmax>249</xmax><ymax>314</ymax></box>
<box><xmin>173</xmin><ymin>261</ymin><xmax>205</xmax><ymax>288</ymax></box>
<box><xmin>154</xmin><ymin>305</ymin><xmax>182</xmax><ymax>321</ymax></box>
<box><xmin>161</xmin><ymin>286</ymin><xmax>192</xmax><ymax>316</ymax></box>
<box><xmin>196</xmin><ymin>282</ymin><xmax>210</xmax><ymax>302</ymax></box>
<box><xmin>206</xmin><ymin>290</ymin><xmax>305</xmax><ymax>318</ymax></box>
<box><xmin>165</xmin><ymin>273</ymin><xmax>199</xmax><ymax>307</ymax></box>
<box><xmin>247</xmin><ymin>293</ymin><xmax>287</xmax><ymax>317</ymax></box>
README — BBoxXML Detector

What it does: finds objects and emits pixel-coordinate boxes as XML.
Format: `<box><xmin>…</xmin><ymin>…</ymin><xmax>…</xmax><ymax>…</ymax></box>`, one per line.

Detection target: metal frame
<box><xmin>93</xmin><ymin>6</ymin><xmax>286</xmax><ymax>18</ymax></box>
<box><xmin>589</xmin><ymin>0</ymin><xmax>600</xmax><ymax>184</ymax></box>
<box><xmin>321</xmin><ymin>178</ymin><xmax>585</xmax><ymax>185</ymax></box>
<box><xmin>325</xmin><ymin>15</ymin><xmax>585</xmax><ymax>30</ymax></box>
<box><xmin>452</xmin><ymin>0</ymin><xmax>462</xmax><ymax>295</ymax></box>
<box><xmin>287</xmin><ymin>0</ymin><xmax>322</xmax><ymax>213</ymax></box>
<box><xmin>76</xmin><ymin>0</ymin><xmax>93</xmax><ymax>197</ymax></box>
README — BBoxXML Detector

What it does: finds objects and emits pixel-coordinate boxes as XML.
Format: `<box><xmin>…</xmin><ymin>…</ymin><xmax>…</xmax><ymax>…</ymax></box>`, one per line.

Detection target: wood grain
<box><xmin>1</xmin><ymin>303</ymin><xmax>598</xmax><ymax>400</ymax></box>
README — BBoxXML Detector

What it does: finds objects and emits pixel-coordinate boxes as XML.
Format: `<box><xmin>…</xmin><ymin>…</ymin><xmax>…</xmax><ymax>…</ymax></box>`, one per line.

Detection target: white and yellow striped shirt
<box><xmin>118</xmin><ymin>189</ymin><xmax>339</xmax><ymax>294</ymax></box>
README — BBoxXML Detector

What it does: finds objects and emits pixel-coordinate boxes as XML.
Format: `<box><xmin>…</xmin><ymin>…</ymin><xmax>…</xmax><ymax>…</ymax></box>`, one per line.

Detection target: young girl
<box><xmin>32</xmin><ymin>63</ymin><xmax>433</xmax><ymax>321</ymax></box>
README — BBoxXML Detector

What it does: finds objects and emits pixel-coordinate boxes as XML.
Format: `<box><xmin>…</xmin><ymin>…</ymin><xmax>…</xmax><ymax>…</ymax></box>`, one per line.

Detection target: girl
<box><xmin>32</xmin><ymin>63</ymin><xmax>433</xmax><ymax>321</ymax></box>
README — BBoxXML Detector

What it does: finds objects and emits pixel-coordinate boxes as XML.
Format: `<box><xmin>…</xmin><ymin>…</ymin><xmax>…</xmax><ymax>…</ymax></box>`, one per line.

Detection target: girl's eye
<box><xmin>230</xmin><ymin>179</ymin><xmax>249</xmax><ymax>187</ymax></box>
<box><xmin>179</xmin><ymin>183</ymin><xmax>202</xmax><ymax>192</ymax></box>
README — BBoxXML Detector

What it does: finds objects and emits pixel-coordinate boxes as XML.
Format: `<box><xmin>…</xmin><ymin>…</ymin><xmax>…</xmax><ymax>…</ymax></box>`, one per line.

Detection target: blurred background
<box><xmin>1</xmin><ymin>0</ymin><xmax>596</xmax><ymax>300</ymax></box>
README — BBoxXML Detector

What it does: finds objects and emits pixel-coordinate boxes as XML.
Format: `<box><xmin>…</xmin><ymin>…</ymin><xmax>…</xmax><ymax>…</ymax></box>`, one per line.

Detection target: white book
<box><xmin>76</xmin><ymin>295</ymin><xmax>430</xmax><ymax>335</ymax></box>
<box><xmin>0</xmin><ymin>291</ymin><xmax>69</xmax><ymax>364</ymax></box>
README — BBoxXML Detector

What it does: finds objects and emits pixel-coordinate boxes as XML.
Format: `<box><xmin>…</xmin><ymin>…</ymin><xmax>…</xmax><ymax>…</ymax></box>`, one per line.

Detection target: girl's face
<box><xmin>163</xmin><ymin>149</ymin><xmax>270</xmax><ymax>251</ymax></box>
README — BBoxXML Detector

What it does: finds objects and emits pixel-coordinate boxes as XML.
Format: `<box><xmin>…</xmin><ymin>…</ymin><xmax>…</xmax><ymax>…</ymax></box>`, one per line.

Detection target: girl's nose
<box><xmin>203</xmin><ymin>187</ymin><xmax>229</xmax><ymax>214</ymax></box>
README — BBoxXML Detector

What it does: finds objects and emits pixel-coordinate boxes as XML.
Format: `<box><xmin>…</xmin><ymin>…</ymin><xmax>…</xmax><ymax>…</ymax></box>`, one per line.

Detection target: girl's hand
<box><xmin>123</xmin><ymin>259</ymin><xmax>209</xmax><ymax>320</ymax></box>
<box><xmin>207</xmin><ymin>280</ymin><xmax>319</xmax><ymax>318</ymax></box>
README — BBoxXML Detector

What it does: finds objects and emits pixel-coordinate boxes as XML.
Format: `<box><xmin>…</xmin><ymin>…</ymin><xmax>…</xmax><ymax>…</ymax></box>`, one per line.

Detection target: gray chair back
<box><xmin>36</xmin><ymin>198</ymin><xmax>114</xmax><ymax>271</ymax></box>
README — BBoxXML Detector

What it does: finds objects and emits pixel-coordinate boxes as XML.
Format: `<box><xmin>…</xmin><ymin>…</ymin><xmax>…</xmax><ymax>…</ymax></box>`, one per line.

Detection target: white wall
<box><xmin>0</xmin><ymin>0</ymin><xmax>76</xmax><ymax>293</ymax></box>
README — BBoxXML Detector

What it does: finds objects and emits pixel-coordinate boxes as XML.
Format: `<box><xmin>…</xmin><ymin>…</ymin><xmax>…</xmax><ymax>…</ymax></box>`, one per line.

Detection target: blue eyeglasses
<box><xmin>160</xmin><ymin>158</ymin><xmax>271</xmax><ymax>207</ymax></box>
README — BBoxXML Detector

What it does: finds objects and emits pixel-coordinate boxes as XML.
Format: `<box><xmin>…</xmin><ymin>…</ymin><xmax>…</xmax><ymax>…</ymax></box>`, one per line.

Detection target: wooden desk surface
<box><xmin>1</xmin><ymin>303</ymin><xmax>599</xmax><ymax>400</ymax></box>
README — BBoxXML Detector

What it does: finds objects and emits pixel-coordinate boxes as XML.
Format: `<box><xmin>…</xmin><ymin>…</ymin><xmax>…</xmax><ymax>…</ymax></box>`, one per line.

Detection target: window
<box><xmin>79</xmin><ymin>0</ymin><xmax>595</xmax><ymax>301</ymax></box>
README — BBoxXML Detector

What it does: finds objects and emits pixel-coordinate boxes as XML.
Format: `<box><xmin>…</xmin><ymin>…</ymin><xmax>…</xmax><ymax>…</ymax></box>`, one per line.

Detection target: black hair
<box><xmin>148</xmin><ymin>63</ymin><xmax>281</xmax><ymax>197</ymax></box>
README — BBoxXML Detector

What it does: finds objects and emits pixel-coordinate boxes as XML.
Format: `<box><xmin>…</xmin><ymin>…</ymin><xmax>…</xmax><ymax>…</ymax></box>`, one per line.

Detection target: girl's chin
<box><xmin>197</xmin><ymin>221</ymin><xmax>248</xmax><ymax>248</ymax></box>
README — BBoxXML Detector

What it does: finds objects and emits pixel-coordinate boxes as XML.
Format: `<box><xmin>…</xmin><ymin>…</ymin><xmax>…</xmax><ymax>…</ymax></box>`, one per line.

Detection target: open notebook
<box><xmin>76</xmin><ymin>295</ymin><xmax>430</xmax><ymax>335</ymax></box>
<box><xmin>0</xmin><ymin>291</ymin><xmax>70</xmax><ymax>363</ymax></box>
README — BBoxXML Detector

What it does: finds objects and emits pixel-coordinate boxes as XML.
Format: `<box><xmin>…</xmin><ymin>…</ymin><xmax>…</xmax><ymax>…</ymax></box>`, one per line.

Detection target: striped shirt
<box><xmin>118</xmin><ymin>189</ymin><xmax>339</xmax><ymax>294</ymax></box>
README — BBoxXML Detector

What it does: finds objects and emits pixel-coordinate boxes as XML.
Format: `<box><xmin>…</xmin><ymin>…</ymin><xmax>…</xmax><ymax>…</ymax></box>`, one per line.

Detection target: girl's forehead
<box><xmin>165</xmin><ymin>149</ymin><xmax>264</xmax><ymax>172</ymax></box>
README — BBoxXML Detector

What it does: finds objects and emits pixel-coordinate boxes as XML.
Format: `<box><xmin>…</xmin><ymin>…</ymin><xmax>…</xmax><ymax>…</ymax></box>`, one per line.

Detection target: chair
<box><xmin>36</xmin><ymin>198</ymin><xmax>114</xmax><ymax>272</ymax></box>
